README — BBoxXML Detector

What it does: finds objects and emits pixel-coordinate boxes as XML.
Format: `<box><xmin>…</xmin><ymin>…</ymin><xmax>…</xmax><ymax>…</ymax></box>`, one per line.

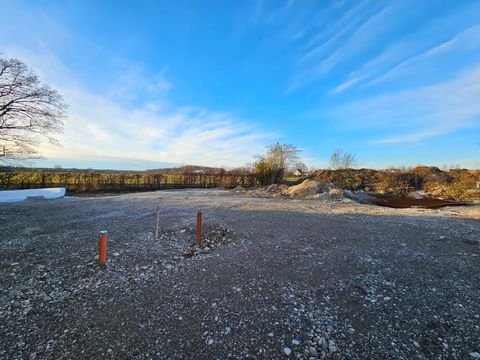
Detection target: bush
<box><xmin>254</xmin><ymin>159</ymin><xmax>282</xmax><ymax>186</ymax></box>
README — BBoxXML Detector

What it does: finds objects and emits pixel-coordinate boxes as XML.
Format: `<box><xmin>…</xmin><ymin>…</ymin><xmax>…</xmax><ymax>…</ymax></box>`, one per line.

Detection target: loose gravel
<box><xmin>0</xmin><ymin>189</ymin><xmax>479</xmax><ymax>359</ymax></box>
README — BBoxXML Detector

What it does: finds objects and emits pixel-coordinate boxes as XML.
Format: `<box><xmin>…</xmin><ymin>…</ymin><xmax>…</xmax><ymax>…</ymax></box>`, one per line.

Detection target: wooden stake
<box><xmin>196</xmin><ymin>210</ymin><xmax>202</xmax><ymax>247</ymax></box>
<box><xmin>155</xmin><ymin>206</ymin><xmax>160</xmax><ymax>240</ymax></box>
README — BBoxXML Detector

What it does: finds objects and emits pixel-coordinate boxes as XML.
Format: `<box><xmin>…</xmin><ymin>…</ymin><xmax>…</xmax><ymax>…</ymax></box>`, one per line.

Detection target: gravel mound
<box><xmin>249</xmin><ymin>179</ymin><xmax>349</xmax><ymax>201</ymax></box>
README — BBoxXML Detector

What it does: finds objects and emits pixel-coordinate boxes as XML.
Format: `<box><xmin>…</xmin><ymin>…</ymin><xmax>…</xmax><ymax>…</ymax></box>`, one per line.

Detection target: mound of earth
<box><xmin>286</xmin><ymin>179</ymin><xmax>323</xmax><ymax>198</ymax></box>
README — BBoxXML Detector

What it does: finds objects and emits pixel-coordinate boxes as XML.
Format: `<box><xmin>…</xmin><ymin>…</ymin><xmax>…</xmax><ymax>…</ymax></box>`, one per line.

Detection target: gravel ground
<box><xmin>0</xmin><ymin>189</ymin><xmax>479</xmax><ymax>360</ymax></box>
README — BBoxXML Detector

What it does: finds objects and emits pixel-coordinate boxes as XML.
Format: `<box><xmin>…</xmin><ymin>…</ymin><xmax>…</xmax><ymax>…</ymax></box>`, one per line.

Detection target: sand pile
<box><xmin>286</xmin><ymin>179</ymin><xmax>322</xmax><ymax>198</ymax></box>
<box><xmin>286</xmin><ymin>179</ymin><xmax>347</xmax><ymax>199</ymax></box>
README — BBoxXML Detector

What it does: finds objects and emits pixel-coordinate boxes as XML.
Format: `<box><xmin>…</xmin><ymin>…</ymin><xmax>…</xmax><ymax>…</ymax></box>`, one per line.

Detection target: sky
<box><xmin>1</xmin><ymin>0</ymin><xmax>479</xmax><ymax>170</ymax></box>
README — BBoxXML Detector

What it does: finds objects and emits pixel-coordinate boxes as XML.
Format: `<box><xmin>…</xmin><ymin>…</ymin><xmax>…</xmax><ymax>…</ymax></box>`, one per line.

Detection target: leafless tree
<box><xmin>0</xmin><ymin>57</ymin><xmax>66</xmax><ymax>162</ymax></box>
<box><xmin>264</xmin><ymin>143</ymin><xmax>301</xmax><ymax>171</ymax></box>
<box><xmin>329</xmin><ymin>148</ymin><xmax>358</xmax><ymax>170</ymax></box>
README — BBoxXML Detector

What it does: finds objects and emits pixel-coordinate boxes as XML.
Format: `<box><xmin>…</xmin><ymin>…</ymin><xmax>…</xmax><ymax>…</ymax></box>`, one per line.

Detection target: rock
<box><xmin>283</xmin><ymin>347</ymin><xmax>292</xmax><ymax>356</ymax></box>
<box><xmin>309</xmin><ymin>347</ymin><xmax>318</xmax><ymax>357</ymax></box>
<box><xmin>292</xmin><ymin>339</ymin><xmax>300</xmax><ymax>345</ymax></box>
<box><xmin>328</xmin><ymin>340</ymin><xmax>337</xmax><ymax>353</ymax></box>
<box><xmin>469</xmin><ymin>353</ymin><xmax>480</xmax><ymax>359</ymax></box>
<box><xmin>208</xmin><ymin>339</ymin><xmax>214</xmax><ymax>345</ymax></box>
<box><xmin>268</xmin><ymin>332</ymin><xmax>274</xmax><ymax>337</ymax></box>
<box><xmin>413</xmin><ymin>341</ymin><xmax>420</xmax><ymax>348</ymax></box>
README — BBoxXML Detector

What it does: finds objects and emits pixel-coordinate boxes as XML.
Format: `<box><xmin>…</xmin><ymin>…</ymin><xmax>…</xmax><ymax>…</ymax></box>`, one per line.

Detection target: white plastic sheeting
<box><xmin>0</xmin><ymin>188</ymin><xmax>66</xmax><ymax>203</ymax></box>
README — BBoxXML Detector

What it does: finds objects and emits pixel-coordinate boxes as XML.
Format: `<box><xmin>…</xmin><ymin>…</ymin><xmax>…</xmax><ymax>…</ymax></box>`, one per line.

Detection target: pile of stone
<box><xmin>236</xmin><ymin>179</ymin><xmax>375</xmax><ymax>202</ymax></box>
<box><xmin>182</xmin><ymin>225</ymin><xmax>235</xmax><ymax>258</ymax></box>
<box><xmin>286</xmin><ymin>180</ymin><xmax>376</xmax><ymax>203</ymax></box>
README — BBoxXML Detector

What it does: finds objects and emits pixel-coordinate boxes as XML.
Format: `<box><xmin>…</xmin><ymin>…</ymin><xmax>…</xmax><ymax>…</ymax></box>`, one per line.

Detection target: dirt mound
<box><xmin>286</xmin><ymin>179</ymin><xmax>347</xmax><ymax>199</ymax></box>
<box><xmin>286</xmin><ymin>179</ymin><xmax>322</xmax><ymax>198</ymax></box>
<box><xmin>237</xmin><ymin>184</ymin><xmax>289</xmax><ymax>198</ymax></box>
<box><xmin>311</xmin><ymin>167</ymin><xmax>480</xmax><ymax>200</ymax></box>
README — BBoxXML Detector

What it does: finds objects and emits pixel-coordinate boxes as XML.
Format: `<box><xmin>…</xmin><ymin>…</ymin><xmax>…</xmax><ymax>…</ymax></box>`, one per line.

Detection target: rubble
<box><xmin>240</xmin><ymin>179</ymin><xmax>366</xmax><ymax>202</ymax></box>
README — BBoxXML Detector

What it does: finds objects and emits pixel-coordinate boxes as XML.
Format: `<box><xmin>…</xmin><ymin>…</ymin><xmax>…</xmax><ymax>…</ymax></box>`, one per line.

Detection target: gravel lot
<box><xmin>1</xmin><ymin>189</ymin><xmax>479</xmax><ymax>359</ymax></box>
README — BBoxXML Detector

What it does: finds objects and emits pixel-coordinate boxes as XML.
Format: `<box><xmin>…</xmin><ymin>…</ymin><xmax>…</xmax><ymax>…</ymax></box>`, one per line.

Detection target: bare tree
<box><xmin>264</xmin><ymin>143</ymin><xmax>301</xmax><ymax>171</ymax></box>
<box><xmin>292</xmin><ymin>161</ymin><xmax>308</xmax><ymax>173</ymax></box>
<box><xmin>329</xmin><ymin>148</ymin><xmax>358</xmax><ymax>170</ymax></box>
<box><xmin>0</xmin><ymin>57</ymin><xmax>66</xmax><ymax>162</ymax></box>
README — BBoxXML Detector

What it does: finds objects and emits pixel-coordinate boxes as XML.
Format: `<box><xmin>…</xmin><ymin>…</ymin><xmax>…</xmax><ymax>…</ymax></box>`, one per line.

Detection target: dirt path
<box><xmin>1</xmin><ymin>189</ymin><xmax>479</xmax><ymax>359</ymax></box>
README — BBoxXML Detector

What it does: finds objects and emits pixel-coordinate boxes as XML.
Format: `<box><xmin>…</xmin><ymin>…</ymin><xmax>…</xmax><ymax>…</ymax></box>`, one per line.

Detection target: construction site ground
<box><xmin>1</xmin><ymin>189</ymin><xmax>479</xmax><ymax>359</ymax></box>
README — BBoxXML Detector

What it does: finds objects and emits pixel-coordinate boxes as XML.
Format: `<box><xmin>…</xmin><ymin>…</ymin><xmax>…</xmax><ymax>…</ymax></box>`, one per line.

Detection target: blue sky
<box><xmin>1</xmin><ymin>0</ymin><xmax>479</xmax><ymax>170</ymax></box>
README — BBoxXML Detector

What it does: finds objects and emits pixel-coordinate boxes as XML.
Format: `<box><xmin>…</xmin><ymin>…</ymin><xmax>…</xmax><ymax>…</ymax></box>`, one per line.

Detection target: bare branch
<box><xmin>329</xmin><ymin>148</ymin><xmax>358</xmax><ymax>170</ymax></box>
<box><xmin>0</xmin><ymin>57</ymin><xmax>66</xmax><ymax>162</ymax></box>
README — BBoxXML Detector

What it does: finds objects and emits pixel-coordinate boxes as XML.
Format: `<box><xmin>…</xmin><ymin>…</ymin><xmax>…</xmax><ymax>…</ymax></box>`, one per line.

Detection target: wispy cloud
<box><xmin>299</xmin><ymin>0</ymin><xmax>374</xmax><ymax>58</ymax></box>
<box><xmin>2</xmin><ymin>46</ymin><xmax>272</xmax><ymax>168</ymax></box>
<box><xmin>368</xmin><ymin>25</ymin><xmax>480</xmax><ymax>86</ymax></box>
<box><xmin>288</xmin><ymin>1</ymin><xmax>404</xmax><ymax>92</ymax></box>
<box><xmin>332</xmin><ymin>2</ymin><xmax>480</xmax><ymax>93</ymax></box>
<box><xmin>313</xmin><ymin>4</ymin><xmax>393</xmax><ymax>73</ymax></box>
<box><xmin>328</xmin><ymin>65</ymin><xmax>480</xmax><ymax>143</ymax></box>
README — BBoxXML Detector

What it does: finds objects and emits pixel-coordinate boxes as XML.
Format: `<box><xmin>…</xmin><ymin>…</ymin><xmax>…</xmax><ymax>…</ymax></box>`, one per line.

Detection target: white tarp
<box><xmin>0</xmin><ymin>187</ymin><xmax>66</xmax><ymax>203</ymax></box>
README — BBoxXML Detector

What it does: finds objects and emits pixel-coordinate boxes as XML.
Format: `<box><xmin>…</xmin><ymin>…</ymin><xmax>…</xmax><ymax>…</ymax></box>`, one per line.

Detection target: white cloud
<box><xmin>288</xmin><ymin>1</ymin><xmax>399</xmax><ymax>92</ymax></box>
<box><xmin>369</xmin><ymin>25</ymin><xmax>480</xmax><ymax>86</ymax></box>
<box><xmin>2</xmin><ymin>45</ymin><xmax>272</xmax><ymax>169</ymax></box>
<box><xmin>49</xmin><ymin>85</ymin><xmax>271</xmax><ymax>168</ymax></box>
<box><xmin>329</xmin><ymin>65</ymin><xmax>480</xmax><ymax>143</ymax></box>
<box><xmin>332</xmin><ymin>77</ymin><xmax>364</xmax><ymax>94</ymax></box>
<box><xmin>300</xmin><ymin>0</ymin><xmax>374</xmax><ymax>59</ymax></box>
<box><xmin>332</xmin><ymin>1</ymin><xmax>480</xmax><ymax>93</ymax></box>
